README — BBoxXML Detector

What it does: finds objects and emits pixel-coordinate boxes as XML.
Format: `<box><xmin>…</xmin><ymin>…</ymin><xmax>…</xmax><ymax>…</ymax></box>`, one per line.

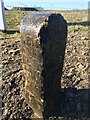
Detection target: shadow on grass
<box><xmin>0</xmin><ymin>30</ymin><xmax>20</xmax><ymax>40</ymax></box>
<box><xmin>6</xmin><ymin>30</ymin><xmax>20</xmax><ymax>34</ymax></box>
<box><xmin>68</xmin><ymin>21</ymin><xmax>90</xmax><ymax>26</ymax></box>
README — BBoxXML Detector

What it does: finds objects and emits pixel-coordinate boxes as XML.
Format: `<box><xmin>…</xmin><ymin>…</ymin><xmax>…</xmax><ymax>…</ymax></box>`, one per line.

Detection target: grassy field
<box><xmin>0</xmin><ymin>9</ymin><xmax>88</xmax><ymax>42</ymax></box>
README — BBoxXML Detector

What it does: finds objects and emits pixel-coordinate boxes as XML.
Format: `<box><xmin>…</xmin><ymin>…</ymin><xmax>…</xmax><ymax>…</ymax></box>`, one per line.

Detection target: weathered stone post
<box><xmin>20</xmin><ymin>13</ymin><xmax>67</xmax><ymax>119</ymax></box>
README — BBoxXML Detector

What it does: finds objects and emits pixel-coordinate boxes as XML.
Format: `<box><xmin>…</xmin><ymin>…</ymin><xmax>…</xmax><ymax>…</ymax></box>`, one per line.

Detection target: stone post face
<box><xmin>20</xmin><ymin>13</ymin><xmax>67</xmax><ymax>118</ymax></box>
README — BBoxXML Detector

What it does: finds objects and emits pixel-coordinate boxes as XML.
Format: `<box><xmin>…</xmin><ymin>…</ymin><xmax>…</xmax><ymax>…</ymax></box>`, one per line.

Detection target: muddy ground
<box><xmin>0</xmin><ymin>27</ymin><xmax>90</xmax><ymax>120</ymax></box>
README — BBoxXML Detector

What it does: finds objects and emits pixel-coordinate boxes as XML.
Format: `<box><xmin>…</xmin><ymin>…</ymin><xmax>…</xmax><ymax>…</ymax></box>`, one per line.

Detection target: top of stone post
<box><xmin>20</xmin><ymin>13</ymin><xmax>66</xmax><ymax>36</ymax></box>
<box><xmin>20</xmin><ymin>13</ymin><xmax>51</xmax><ymax>35</ymax></box>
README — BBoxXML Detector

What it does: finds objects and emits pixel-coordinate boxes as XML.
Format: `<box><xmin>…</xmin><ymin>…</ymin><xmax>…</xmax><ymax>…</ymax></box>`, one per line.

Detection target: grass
<box><xmin>5</xmin><ymin>10</ymin><xmax>32</xmax><ymax>29</ymax></box>
<box><xmin>68</xmin><ymin>25</ymin><xmax>88</xmax><ymax>32</ymax></box>
<box><xmin>0</xmin><ymin>9</ymin><xmax>88</xmax><ymax>42</ymax></box>
<box><xmin>0</xmin><ymin>68</ymin><xmax>8</xmax><ymax>75</ymax></box>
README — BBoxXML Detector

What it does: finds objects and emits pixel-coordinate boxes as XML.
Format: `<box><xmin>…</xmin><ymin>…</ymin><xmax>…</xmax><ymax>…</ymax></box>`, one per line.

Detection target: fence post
<box><xmin>0</xmin><ymin>0</ymin><xmax>6</xmax><ymax>32</ymax></box>
<box><xmin>20</xmin><ymin>13</ymin><xmax>67</xmax><ymax>119</ymax></box>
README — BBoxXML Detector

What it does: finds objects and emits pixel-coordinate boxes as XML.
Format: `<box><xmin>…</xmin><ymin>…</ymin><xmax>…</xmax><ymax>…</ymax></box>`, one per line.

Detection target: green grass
<box><xmin>0</xmin><ymin>9</ymin><xmax>88</xmax><ymax>42</ymax></box>
<box><xmin>68</xmin><ymin>25</ymin><xmax>88</xmax><ymax>32</ymax></box>
<box><xmin>5</xmin><ymin>10</ymin><xmax>33</xmax><ymax>29</ymax></box>
<box><xmin>0</xmin><ymin>68</ymin><xmax>8</xmax><ymax>75</ymax></box>
<box><xmin>5</xmin><ymin>9</ymin><xmax>88</xmax><ymax>29</ymax></box>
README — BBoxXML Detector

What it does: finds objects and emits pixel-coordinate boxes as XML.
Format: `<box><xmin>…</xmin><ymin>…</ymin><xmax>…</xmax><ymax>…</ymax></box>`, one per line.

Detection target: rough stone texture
<box><xmin>20</xmin><ymin>13</ymin><xmax>67</xmax><ymax>118</ymax></box>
